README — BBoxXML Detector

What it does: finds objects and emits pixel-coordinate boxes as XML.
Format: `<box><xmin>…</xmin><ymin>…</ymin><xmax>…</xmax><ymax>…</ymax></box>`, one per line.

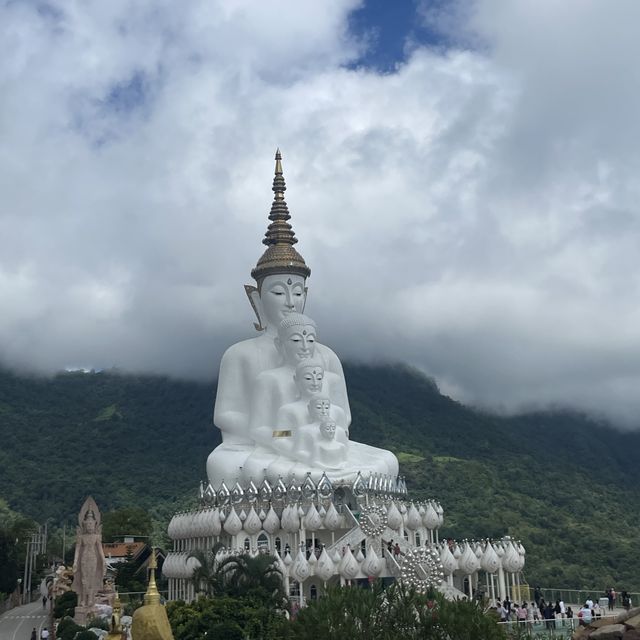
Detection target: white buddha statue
<box><xmin>206</xmin><ymin>151</ymin><xmax>398</xmax><ymax>488</ymax></box>
<box><xmin>276</xmin><ymin>359</ymin><xmax>347</xmax><ymax>431</ymax></box>
<box><xmin>242</xmin><ymin>315</ymin><xmax>350</xmax><ymax>481</ymax></box>
<box><xmin>293</xmin><ymin>397</ymin><xmax>349</xmax><ymax>470</ymax></box>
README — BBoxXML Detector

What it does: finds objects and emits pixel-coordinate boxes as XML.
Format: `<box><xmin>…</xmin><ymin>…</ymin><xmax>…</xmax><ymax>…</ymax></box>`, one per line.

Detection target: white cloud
<box><xmin>1</xmin><ymin>0</ymin><xmax>639</xmax><ymax>426</ymax></box>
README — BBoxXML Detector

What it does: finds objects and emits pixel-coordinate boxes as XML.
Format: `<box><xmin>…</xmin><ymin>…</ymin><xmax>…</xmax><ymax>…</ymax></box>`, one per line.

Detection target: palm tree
<box><xmin>188</xmin><ymin>542</ymin><xmax>225</xmax><ymax>596</ymax></box>
<box><xmin>216</xmin><ymin>553</ymin><xmax>286</xmax><ymax>603</ymax></box>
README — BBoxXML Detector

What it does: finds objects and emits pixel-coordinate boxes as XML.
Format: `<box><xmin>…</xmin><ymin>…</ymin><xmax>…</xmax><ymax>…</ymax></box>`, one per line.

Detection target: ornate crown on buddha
<box><xmin>250</xmin><ymin>149</ymin><xmax>311</xmax><ymax>284</ymax></box>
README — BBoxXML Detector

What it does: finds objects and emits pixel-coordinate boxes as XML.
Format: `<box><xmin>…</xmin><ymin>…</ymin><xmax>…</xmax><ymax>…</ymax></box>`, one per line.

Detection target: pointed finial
<box><xmin>251</xmin><ymin>150</ymin><xmax>310</xmax><ymax>283</ymax></box>
<box><xmin>144</xmin><ymin>547</ymin><xmax>161</xmax><ymax>605</ymax></box>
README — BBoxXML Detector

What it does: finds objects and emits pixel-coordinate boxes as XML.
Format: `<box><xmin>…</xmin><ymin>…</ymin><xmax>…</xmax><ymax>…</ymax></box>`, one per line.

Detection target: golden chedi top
<box><xmin>143</xmin><ymin>548</ymin><xmax>161</xmax><ymax>606</ymax></box>
<box><xmin>131</xmin><ymin>548</ymin><xmax>174</xmax><ymax>640</ymax></box>
<box><xmin>251</xmin><ymin>149</ymin><xmax>311</xmax><ymax>284</ymax></box>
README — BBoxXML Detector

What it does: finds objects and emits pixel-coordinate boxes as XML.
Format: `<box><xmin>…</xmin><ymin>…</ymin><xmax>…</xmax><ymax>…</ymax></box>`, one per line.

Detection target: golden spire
<box><xmin>131</xmin><ymin>547</ymin><xmax>175</xmax><ymax>640</ymax></box>
<box><xmin>113</xmin><ymin>590</ymin><xmax>122</xmax><ymax>615</ymax></box>
<box><xmin>251</xmin><ymin>150</ymin><xmax>311</xmax><ymax>283</ymax></box>
<box><xmin>144</xmin><ymin>548</ymin><xmax>161</xmax><ymax>606</ymax></box>
<box><xmin>106</xmin><ymin>591</ymin><xmax>123</xmax><ymax>640</ymax></box>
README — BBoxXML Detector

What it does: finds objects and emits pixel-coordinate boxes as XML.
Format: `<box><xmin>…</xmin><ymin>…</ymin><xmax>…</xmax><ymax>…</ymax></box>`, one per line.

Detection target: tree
<box><xmin>187</xmin><ymin>543</ymin><xmax>224</xmax><ymax>597</ymax></box>
<box><xmin>114</xmin><ymin>548</ymin><xmax>146</xmax><ymax>593</ymax></box>
<box><xmin>167</xmin><ymin>595</ymin><xmax>291</xmax><ymax>640</ymax></box>
<box><xmin>102</xmin><ymin>507</ymin><xmax>152</xmax><ymax>543</ymax></box>
<box><xmin>291</xmin><ymin>583</ymin><xmax>507</xmax><ymax>640</ymax></box>
<box><xmin>217</xmin><ymin>553</ymin><xmax>286</xmax><ymax>605</ymax></box>
<box><xmin>0</xmin><ymin>529</ymin><xmax>19</xmax><ymax>594</ymax></box>
<box><xmin>0</xmin><ymin>501</ymin><xmax>37</xmax><ymax>595</ymax></box>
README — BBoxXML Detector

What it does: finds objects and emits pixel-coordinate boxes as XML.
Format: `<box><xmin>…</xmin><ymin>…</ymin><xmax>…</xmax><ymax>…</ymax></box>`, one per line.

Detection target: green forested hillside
<box><xmin>1</xmin><ymin>364</ymin><xmax>639</xmax><ymax>591</ymax></box>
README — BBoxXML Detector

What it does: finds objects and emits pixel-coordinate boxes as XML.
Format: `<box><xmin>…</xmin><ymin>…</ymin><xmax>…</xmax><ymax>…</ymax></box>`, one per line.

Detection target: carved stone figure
<box><xmin>206</xmin><ymin>151</ymin><xmax>398</xmax><ymax>487</ymax></box>
<box><xmin>72</xmin><ymin>497</ymin><xmax>106</xmax><ymax>612</ymax></box>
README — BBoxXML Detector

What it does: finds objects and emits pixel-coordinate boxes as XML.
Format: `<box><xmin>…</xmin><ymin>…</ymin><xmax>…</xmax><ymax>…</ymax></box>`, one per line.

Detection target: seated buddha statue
<box><xmin>206</xmin><ymin>151</ymin><xmax>398</xmax><ymax>488</ymax></box>
<box><xmin>276</xmin><ymin>359</ymin><xmax>348</xmax><ymax>431</ymax></box>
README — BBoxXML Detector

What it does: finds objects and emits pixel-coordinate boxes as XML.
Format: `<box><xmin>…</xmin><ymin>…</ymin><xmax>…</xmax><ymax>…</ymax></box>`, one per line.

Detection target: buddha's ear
<box><xmin>244</xmin><ymin>284</ymin><xmax>265</xmax><ymax>332</ymax></box>
<box><xmin>302</xmin><ymin>286</ymin><xmax>308</xmax><ymax>313</ymax></box>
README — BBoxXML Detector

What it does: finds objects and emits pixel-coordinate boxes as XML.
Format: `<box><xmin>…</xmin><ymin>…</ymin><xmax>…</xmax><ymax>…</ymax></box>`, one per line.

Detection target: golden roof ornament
<box><xmin>131</xmin><ymin>547</ymin><xmax>174</xmax><ymax>640</ymax></box>
<box><xmin>144</xmin><ymin>547</ymin><xmax>161</xmax><ymax>606</ymax></box>
<box><xmin>251</xmin><ymin>149</ymin><xmax>311</xmax><ymax>284</ymax></box>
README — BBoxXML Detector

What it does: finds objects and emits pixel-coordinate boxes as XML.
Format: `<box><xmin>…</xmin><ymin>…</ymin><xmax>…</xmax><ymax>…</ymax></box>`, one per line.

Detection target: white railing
<box><xmin>539</xmin><ymin>587</ymin><xmax>636</xmax><ymax>609</ymax></box>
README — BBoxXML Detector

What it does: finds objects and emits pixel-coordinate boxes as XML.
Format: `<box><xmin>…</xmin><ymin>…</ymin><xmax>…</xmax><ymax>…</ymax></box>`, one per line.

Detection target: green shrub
<box><xmin>86</xmin><ymin>616</ymin><xmax>110</xmax><ymax>631</ymax></box>
<box><xmin>53</xmin><ymin>591</ymin><xmax>78</xmax><ymax>619</ymax></box>
<box><xmin>56</xmin><ymin>617</ymin><xmax>83</xmax><ymax>640</ymax></box>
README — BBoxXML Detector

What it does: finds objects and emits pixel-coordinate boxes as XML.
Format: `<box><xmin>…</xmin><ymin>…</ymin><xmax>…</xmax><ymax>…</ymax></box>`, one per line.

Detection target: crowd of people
<box><xmin>495</xmin><ymin>586</ymin><xmax>634</xmax><ymax>629</ymax></box>
<box><xmin>496</xmin><ymin>596</ymin><xmax>573</xmax><ymax>629</ymax></box>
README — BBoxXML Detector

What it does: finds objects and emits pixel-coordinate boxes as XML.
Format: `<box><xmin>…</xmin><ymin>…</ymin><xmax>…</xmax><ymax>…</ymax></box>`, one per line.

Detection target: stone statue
<box><xmin>206</xmin><ymin>151</ymin><xmax>398</xmax><ymax>488</ymax></box>
<box><xmin>72</xmin><ymin>497</ymin><xmax>106</xmax><ymax>614</ymax></box>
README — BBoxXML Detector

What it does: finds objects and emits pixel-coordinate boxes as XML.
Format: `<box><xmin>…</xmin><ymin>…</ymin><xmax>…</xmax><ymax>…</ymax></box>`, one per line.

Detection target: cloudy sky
<box><xmin>1</xmin><ymin>0</ymin><xmax>639</xmax><ymax>426</ymax></box>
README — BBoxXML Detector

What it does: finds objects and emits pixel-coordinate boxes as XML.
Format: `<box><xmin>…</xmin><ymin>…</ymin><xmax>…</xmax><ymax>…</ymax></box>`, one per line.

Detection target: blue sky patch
<box><xmin>348</xmin><ymin>0</ymin><xmax>453</xmax><ymax>72</ymax></box>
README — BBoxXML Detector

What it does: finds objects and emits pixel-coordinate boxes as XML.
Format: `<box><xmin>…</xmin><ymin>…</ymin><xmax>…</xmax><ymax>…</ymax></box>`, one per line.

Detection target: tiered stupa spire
<box><xmin>251</xmin><ymin>149</ymin><xmax>311</xmax><ymax>282</ymax></box>
<box><xmin>144</xmin><ymin>548</ymin><xmax>161</xmax><ymax>605</ymax></box>
<box><xmin>131</xmin><ymin>547</ymin><xmax>174</xmax><ymax>640</ymax></box>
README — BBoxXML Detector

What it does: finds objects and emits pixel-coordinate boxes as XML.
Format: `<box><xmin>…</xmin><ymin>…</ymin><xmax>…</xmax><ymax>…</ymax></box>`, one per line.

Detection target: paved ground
<box><xmin>0</xmin><ymin>601</ymin><xmax>50</xmax><ymax>640</ymax></box>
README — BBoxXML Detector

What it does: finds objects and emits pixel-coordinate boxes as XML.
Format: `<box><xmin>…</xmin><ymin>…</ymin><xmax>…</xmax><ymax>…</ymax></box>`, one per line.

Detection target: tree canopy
<box><xmin>102</xmin><ymin>507</ymin><xmax>153</xmax><ymax>543</ymax></box>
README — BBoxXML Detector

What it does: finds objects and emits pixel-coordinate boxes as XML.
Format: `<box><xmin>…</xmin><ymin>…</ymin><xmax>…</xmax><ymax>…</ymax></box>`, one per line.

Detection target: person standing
<box><xmin>538</xmin><ymin>598</ymin><xmax>546</xmax><ymax>619</ymax></box>
<box><xmin>527</xmin><ymin>602</ymin><xmax>536</xmax><ymax>629</ymax></box>
<box><xmin>40</xmin><ymin>627</ymin><xmax>49</xmax><ymax>640</ymax></box>
<box><xmin>30</xmin><ymin>628</ymin><xmax>37</xmax><ymax>640</ymax></box>
<box><xmin>503</xmin><ymin>597</ymin><xmax>512</xmax><ymax>621</ymax></box>
<box><xmin>544</xmin><ymin>602</ymin><xmax>555</xmax><ymax>630</ymax></box>
<box><xmin>516</xmin><ymin>603</ymin><xmax>527</xmax><ymax>627</ymax></box>
<box><xmin>534</xmin><ymin>586</ymin><xmax>542</xmax><ymax>606</ymax></box>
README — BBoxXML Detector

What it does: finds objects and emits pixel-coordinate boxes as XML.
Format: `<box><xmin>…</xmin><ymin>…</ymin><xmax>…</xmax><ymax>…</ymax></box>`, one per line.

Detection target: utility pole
<box><xmin>22</xmin><ymin>539</ymin><xmax>30</xmax><ymax>605</ymax></box>
<box><xmin>22</xmin><ymin>525</ymin><xmax>48</xmax><ymax>604</ymax></box>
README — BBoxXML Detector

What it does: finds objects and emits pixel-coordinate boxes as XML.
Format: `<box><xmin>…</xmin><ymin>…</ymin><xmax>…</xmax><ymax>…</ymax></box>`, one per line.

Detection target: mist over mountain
<box><xmin>2</xmin><ymin>1</ymin><xmax>640</xmax><ymax>425</ymax></box>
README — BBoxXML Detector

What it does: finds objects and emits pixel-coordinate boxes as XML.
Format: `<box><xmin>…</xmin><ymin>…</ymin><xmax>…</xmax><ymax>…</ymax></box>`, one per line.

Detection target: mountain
<box><xmin>1</xmin><ymin>364</ymin><xmax>639</xmax><ymax>590</ymax></box>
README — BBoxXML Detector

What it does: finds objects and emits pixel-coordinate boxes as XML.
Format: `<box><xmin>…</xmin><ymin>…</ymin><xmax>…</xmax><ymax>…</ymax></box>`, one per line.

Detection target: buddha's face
<box><xmin>84</xmin><ymin>516</ymin><xmax>96</xmax><ymax>533</ymax></box>
<box><xmin>308</xmin><ymin>396</ymin><xmax>331</xmax><ymax>421</ymax></box>
<box><xmin>278</xmin><ymin>324</ymin><xmax>316</xmax><ymax>364</ymax></box>
<box><xmin>259</xmin><ymin>275</ymin><xmax>306</xmax><ymax>328</ymax></box>
<box><xmin>295</xmin><ymin>365</ymin><xmax>324</xmax><ymax>395</ymax></box>
<box><xmin>320</xmin><ymin>420</ymin><xmax>336</xmax><ymax>440</ymax></box>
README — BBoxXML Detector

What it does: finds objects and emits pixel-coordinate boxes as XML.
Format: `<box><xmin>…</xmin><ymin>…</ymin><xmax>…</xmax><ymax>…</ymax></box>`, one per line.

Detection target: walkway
<box><xmin>0</xmin><ymin>600</ymin><xmax>50</xmax><ymax>640</ymax></box>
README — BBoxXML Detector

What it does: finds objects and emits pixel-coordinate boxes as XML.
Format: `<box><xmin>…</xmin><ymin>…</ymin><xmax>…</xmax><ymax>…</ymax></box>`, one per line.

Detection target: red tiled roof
<box><xmin>102</xmin><ymin>541</ymin><xmax>146</xmax><ymax>559</ymax></box>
